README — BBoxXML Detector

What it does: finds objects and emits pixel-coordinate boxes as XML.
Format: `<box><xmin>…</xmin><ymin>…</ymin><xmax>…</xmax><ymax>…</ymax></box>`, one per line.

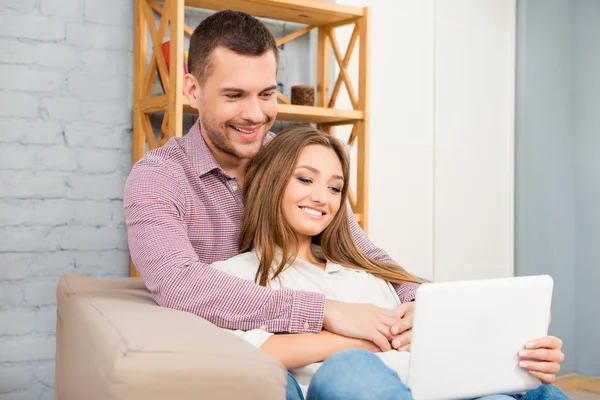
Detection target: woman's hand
<box><xmin>390</xmin><ymin>302</ymin><xmax>415</xmax><ymax>351</ymax></box>
<box><xmin>518</xmin><ymin>336</ymin><xmax>564</xmax><ymax>384</ymax></box>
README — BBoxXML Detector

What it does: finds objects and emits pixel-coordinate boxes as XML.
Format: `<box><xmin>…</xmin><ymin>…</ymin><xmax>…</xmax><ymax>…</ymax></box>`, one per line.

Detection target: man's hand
<box><xmin>390</xmin><ymin>302</ymin><xmax>414</xmax><ymax>351</ymax></box>
<box><xmin>518</xmin><ymin>336</ymin><xmax>564</xmax><ymax>384</ymax></box>
<box><xmin>323</xmin><ymin>300</ymin><xmax>399</xmax><ymax>352</ymax></box>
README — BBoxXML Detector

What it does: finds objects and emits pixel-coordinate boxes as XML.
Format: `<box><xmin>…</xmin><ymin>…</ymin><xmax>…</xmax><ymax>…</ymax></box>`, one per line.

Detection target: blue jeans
<box><xmin>285</xmin><ymin>349</ymin><xmax>569</xmax><ymax>400</ymax></box>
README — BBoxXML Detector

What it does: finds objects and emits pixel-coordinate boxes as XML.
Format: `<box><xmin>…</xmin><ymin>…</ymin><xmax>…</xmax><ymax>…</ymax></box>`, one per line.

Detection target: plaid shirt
<box><xmin>124</xmin><ymin>121</ymin><xmax>419</xmax><ymax>333</ymax></box>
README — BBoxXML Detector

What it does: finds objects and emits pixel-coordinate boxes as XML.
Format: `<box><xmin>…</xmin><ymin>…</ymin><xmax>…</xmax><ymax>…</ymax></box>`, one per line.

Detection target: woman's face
<box><xmin>282</xmin><ymin>145</ymin><xmax>344</xmax><ymax>240</ymax></box>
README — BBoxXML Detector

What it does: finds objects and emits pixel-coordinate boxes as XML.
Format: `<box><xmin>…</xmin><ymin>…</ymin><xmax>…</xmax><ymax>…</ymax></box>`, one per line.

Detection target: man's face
<box><xmin>190</xmin><ymin>47</ymin><xmax>278</xmax><ymax>161</ymax></box>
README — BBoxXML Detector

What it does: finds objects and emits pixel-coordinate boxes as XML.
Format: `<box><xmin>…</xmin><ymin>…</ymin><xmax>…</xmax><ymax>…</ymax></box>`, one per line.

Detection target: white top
<box><xmin>211</xmin><ymin>246</ymin><xmax>411</xmax><ymax>396</ymax></box>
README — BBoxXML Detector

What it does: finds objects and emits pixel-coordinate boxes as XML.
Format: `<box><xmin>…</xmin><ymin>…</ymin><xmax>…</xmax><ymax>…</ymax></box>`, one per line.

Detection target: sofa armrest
<box><xmin>55</xmin><ymin>274</ymin><xmax>286</xmax><ymax>400</ymax></box>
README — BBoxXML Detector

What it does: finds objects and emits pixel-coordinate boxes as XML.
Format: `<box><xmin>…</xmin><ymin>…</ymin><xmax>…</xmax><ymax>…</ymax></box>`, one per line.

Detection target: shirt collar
<box><xmin>186</xmin><ymin>121</ymin><xmax>223</xmax><ymax>178</ymax></box>
<box><xmin>254</xmin><ymin>245</ymin><xmax>342</xmax><ymax>274</ymax></box>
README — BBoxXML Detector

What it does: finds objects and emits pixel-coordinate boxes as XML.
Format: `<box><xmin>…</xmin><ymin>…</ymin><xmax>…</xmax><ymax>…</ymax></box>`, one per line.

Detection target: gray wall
<box><xmin>0</xmin><ymin>2</ymin><xmax>311</xmax><ymax>398</ymax></box>
<box><xmin>516</xmin><ymin>0</ymin><xmax>600</xmax><ymax>376</ymax></box>
<box><xmin>573</xmin><ymin>0</ymin><xmax>600</xmax><ymax>377</ymax></box>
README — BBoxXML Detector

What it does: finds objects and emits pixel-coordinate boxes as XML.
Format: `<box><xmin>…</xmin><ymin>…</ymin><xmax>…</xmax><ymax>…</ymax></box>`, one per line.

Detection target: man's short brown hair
<box><xmin>188</xmin><ymin>10</ymin><xmax>279</xmax><ymax>85</ymax></box>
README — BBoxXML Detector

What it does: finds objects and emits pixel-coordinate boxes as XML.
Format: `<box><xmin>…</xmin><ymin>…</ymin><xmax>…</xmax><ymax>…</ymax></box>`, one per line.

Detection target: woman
<box><xmin>211</xmin><ymin>126</ymin><xmax>567</xmax><ymax>400</ymax></box>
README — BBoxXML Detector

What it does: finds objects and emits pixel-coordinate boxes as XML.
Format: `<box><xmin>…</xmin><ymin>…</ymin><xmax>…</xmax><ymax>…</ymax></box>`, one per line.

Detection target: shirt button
<box><xmin>303</xmin><ymin>322</ymin><xmax>310</xmax><ymax>330</ymax></box>
<box><xmin>231</xmin><ymin>185</ymin><xmax>238</xmax><ymax>191</ymax></box>
<box><xmin>259</xmin><ymin>325</ymin><xmax>267</xmax><ymax>330</ymax></box>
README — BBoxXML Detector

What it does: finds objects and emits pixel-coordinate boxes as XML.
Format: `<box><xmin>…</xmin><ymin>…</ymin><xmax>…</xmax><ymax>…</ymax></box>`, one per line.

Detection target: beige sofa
<box><xmin>55</xmin><ymin>274</ymin><xmax>287</xmax><ymax>400</ymax></box>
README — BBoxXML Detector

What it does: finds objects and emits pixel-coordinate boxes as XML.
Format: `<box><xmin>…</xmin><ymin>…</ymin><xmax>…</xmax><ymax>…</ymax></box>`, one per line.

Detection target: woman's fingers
<box><xmin>519</xmin><ymin>348</ymin><xmax>565</xmax><ymax>363</ymax></box>
<box><xmin>527</xmin><ymin>370</ymin><xmax>557</xmax><ymax>384</ymax></box>
<box><xmin>519</xmin><ymin>360</ymin><xmax>561</xmax><ymax>375</ymax></box>
<box><xmin>392</xmin><ymin>329</ymin><xmax>412</xmax><ymax>350</ymax></box>
<box><xmin>391</xmin><ymin>311</ymin><xmax>414</xmax><ymax>336</ymax></box>
<box><xmin>371</xmin><ymin>304</ymin><xmax>416</xmax><ymax>352</ymax></box>
<box><xmin>377</xmin><ymin>323</ymin><xmax>394</xmax><ymax>341</ymax></box>
<box><xmin>525</xmin><ymin>336</ymin><xmax>563</xmax><ymax>350</ymax></box>
<box><xmin>398</xmin><ymin>343</ymin><xmax>411</xmax><ymax>352</ymax></box>
<box><xmin>372</xmin><ymin>331</ymin><xmax>392</xmax><ymax>352</ymax></box>
<box><xmin>518</xmin><ymin>336</ymin><xmax>564</xmax><ymax>385</ymax></box>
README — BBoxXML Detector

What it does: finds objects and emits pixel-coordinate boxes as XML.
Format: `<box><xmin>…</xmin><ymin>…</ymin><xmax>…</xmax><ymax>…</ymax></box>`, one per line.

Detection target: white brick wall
<box><xmin>66</xmin><ymin>23</ymin><xmax>131</xmax><ymax>49</ymax></box>
<box><xmin>0</xmin><ymin>0</ymin><xmax>132</xmax><ymax>398</ymax></box>
<box><xmin>0</xmin><ymin>366</ymin><xmax>34</xmax><ymax>394</ymax></box>
<box><xmin>0</xmin><ymin>336</ymin><xmax>56</xmax><ymax>363</ymax></box>
<box><xmin>0</xmin><ymin>65</ymin><xmax>64</xmax><ymax>92</ymax></box>
<box><xmin>40</xmin><ymin>0</ymin><xmax>83</xmax><ymax>20</ymax></box>
<box><xmin>0</xmin><ymin>120</ymin><xmax>63</xmax><ymax>145</ymax></box>
<box><xmin>0</xmin><ymin>283</ymin><xmax>23</xmax><ymax>307</ymax></box>
<box><xmin>0</xmin><ymin>92</ymin><xmax>39</xmax><ymax>118</ymax></box>
<box><xmin>0</xmin><ymin>14</ymin><xmax>66</xmax><ymax>41</ymax></box>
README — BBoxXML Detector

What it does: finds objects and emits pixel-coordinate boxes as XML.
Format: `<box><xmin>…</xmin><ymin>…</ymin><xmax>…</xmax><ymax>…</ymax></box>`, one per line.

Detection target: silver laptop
<box><xmin>407</xmin><ymin>275</ymin><xmax>554</xmax><ymax>400</ymax></box>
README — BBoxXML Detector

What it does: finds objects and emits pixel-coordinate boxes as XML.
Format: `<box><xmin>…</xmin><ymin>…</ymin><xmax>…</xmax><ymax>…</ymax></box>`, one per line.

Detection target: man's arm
<box><xmin>347</xmin><ymin>208</ymin><xmax>420</xmax><ymax>302</ymax></box>
<box><xmin>124</xmin><ymin>159</ymin><xmax>325</xmax><ymax>333</ymax></box>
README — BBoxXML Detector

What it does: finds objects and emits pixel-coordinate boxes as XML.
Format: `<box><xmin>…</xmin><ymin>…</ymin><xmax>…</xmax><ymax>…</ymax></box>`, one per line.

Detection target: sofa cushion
<box><xmin>55</xmin><ymin>274</ymin><xmax>286</xmax><ymax>400</ymax></box>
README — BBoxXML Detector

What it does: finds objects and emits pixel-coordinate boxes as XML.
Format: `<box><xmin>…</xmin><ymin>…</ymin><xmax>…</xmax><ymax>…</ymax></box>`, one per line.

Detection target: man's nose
<box><xmin>240</xmin><ymin>98</ymin><xmax>264</xmax><ymax>124</ymax></box>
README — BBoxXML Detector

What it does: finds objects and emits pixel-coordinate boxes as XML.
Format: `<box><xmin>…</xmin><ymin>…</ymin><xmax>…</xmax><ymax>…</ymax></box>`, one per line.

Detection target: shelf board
<box><xmin>179</xmin><ymin>0</ymin><xmax>364</xmax><ymax>26</ymax></box>
<box><xmin>276</xmin><ymin>103</ymin><xmax>363</xmax><ymax>124</ymax></box>
<box><xmin>139</xmin><ymin>95</ymin><xmax>363</xmax><ymax>124</ymax></box>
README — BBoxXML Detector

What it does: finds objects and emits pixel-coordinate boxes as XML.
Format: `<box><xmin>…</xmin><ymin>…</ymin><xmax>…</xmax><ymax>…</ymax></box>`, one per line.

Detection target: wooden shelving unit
<box><xmin>133</xmin><ymin>0</ymin><xmax>371</xmax><ymax>233</ymax></box>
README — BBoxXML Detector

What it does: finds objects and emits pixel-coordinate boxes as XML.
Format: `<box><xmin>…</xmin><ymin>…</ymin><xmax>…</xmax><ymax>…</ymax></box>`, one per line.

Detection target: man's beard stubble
<box><xmin>200</xmin><ymin>115</ymin><xmax>272</xmax><ymax>160</ymax></box>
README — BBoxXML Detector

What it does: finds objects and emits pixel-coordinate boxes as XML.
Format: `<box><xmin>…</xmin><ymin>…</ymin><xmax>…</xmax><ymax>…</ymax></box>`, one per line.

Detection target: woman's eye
<box><xmin>297</xmin><ymin>177</ymin><xmax>312</xmax><ymax>184</ymax></box>
<box><xmin>329</xmin><ymin>186</ymin><xmax>342</xmax><ymax>194</ymax></box>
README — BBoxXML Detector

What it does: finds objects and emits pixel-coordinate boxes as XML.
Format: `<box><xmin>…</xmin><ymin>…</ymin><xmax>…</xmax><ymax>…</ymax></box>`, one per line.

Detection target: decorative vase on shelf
<box><xmin>291</xmin><ymin>85</ymin><xmax>315</xmax><ymax>106</ymax></box>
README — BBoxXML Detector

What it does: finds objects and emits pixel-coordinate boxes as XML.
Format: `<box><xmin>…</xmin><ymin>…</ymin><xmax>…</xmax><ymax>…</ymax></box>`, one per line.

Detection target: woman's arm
<box><xmin>261</xmin><ymin>330</ymin><xmax>380</xmax><ymax>370</ymax></box>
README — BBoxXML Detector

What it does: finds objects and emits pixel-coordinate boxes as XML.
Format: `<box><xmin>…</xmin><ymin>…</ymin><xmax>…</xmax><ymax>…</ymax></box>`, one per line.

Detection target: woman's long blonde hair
<box><xmin>240</xmin><ymin>126</ymin><xmax>421</xmax><ymax>287</ymax></box>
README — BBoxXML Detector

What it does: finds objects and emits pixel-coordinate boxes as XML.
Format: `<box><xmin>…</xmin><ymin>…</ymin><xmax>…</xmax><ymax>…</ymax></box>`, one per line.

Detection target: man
<box><xmin>124</xmin><ymin>9</ymin><xmax>415</xmax><ymax>398</ymax></box>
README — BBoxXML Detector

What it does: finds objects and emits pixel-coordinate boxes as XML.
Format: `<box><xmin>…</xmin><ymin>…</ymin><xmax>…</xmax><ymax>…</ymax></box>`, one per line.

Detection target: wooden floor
<box><xmin>566</xmin><ymin>390</ymin><xmax>600</xmax><ymax>400</ymax></box>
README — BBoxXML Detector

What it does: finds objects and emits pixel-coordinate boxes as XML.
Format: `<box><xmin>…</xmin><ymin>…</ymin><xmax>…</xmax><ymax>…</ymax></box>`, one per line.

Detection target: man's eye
<box><xmin>226</xmin><ymin>94</ymin><xmax>241</xmax><ymax>99</ymax></box>
<box><xmin>297</xmin><ymin>177</ymin><xmax>312</xmax><ymax>184</ymax></box>
<box><xmin>261</xmin><ymin>92</ymin><xmax>275</xmax><ymax>99</ymax></box>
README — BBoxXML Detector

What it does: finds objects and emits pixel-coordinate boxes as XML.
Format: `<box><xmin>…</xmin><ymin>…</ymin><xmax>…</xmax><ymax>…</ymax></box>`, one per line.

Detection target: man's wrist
<box><xmin>396</xmin><ymin>282</ymin><xmax>420</xmax><ymax>303</ymax></box>
<box><xmin>287</xmin><ymin>289</ymin><xmax>326</xmax><ymax>333</ymax></box>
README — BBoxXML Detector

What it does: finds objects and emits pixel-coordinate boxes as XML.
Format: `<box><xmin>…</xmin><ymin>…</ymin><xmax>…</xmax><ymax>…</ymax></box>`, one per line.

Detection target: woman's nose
<box><xmin>310</xmin><ymin>184</ymin><xmax>327</xmax><ymax>203</ymax></box>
